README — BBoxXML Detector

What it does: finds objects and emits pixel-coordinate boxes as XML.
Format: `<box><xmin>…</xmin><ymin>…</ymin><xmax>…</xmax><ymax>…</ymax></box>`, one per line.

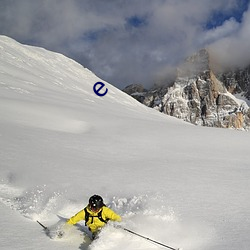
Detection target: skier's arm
<box><xmin>67</xmin><ymin>209</ymin><xmax>85</xmax><ymax>225</ymax></box>
<box><xmin>104</xmin><ymin>207</ymin><xmax>122</xmax><ymax>222</ymax></box>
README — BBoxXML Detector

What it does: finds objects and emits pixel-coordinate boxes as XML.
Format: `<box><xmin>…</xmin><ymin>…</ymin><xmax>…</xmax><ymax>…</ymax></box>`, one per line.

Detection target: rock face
<box><xmin>217</xmin><ymin>66</ymin><xmax>250</xmax><ymax>100</ymax></box>
<box><xmin>123</xmin><ymin>49</ymin><xmax>250</xmax><ymax>130</ymax></box>
<box><xmin>123</xmin><ymin>84</ymin><xmax>147</xmax><ymax>103</ymax></box>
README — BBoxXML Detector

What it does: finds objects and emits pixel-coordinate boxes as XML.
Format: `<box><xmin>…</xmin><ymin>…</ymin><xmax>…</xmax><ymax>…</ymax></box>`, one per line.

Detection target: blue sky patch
<box><xmin>206</xmin><ymin>0</ymin><xmax>249</xmax><ymax>29</ymax></box>
<box><xmin>126</xmin><ymin>15</ymin><xmax>148</xmax><ymax>28</ymax></box>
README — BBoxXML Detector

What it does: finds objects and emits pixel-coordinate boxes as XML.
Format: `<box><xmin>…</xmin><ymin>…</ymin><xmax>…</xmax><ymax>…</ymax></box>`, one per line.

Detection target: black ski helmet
<box><xmin>89</xmin><ymin>195</ymin><xmax>104</xmax><ymax>210</ymax></box>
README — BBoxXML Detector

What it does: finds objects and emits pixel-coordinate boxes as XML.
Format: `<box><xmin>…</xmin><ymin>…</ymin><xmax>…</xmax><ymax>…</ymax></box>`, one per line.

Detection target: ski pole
<box><xmin>122</xmin><ymin>227</ymin><xmax>180</xmax><ymax>250</ymax></box>
<box><xmin>37</xmin><ymin>220</ymin><xmax>48</xmax><ymax>231</ymax></box>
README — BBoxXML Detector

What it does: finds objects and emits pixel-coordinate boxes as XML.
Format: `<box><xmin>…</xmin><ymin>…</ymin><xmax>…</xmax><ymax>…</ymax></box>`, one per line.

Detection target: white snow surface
<box><xmin>0</xmin><ymin>36</ymin><xmax>250</xmax><ymax>250</ymax></box>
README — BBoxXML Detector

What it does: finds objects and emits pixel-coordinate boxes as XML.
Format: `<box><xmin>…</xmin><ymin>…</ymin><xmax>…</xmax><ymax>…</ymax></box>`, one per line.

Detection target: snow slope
<box><xmin>0</xmin><ymin>36</ymin><xmax>250</xmax><ymax>250</ymax></box>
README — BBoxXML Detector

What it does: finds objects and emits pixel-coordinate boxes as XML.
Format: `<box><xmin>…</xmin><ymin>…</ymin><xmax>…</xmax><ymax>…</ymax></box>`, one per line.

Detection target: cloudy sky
<box><xmin>0</xmin><ymin>0</ymin><xmax>249</xmax><ymax>89</ymax></box>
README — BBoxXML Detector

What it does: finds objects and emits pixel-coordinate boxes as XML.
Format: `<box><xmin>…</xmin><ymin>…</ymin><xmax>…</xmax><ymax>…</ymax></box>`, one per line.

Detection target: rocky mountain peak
<box><xmin>177</xmin><ymin>49</ymin><xmax>210</xmax><ymax>78</ymax></box>
<box><xmin>123</xmin><ymin>49</ymin><xmax>250</xmax><ymax>130</ymax></box>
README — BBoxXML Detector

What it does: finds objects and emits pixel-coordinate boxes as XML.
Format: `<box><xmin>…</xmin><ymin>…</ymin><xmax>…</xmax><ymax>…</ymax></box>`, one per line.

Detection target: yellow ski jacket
<box><xmin>67</xmin><ymin>206</ymin><xmax>121</xmax><ymax>233</ymax></box>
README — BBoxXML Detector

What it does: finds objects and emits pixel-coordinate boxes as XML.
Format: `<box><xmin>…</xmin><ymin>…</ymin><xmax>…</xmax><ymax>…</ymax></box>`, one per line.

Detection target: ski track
<box><xmin>0</xmin><ymin>181</ymin><xmax>211</xmax><ymax>250</ymax></box>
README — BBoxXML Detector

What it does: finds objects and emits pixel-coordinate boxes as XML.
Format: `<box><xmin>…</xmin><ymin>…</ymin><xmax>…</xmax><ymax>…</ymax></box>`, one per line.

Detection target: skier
<box><xmin>66</xmin><ymin>194</ymin><xmax>121</xmax><ymax>239</ymax></box>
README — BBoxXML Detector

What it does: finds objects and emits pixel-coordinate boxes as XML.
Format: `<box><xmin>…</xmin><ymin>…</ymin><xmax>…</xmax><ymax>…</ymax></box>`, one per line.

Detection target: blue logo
<box><xmin>93</xmin><ymin>82</ymin><xmax>108</xmax><ymax>97</ymax></box>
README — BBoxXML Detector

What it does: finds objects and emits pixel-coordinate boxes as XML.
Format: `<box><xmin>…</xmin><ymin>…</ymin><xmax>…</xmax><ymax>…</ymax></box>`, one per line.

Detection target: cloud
<box><xmin>200</xmin><ymin>18</ymin><xmax>240</xmax><ymax>45</ymax></box>
<box><xmin>0</xmin><ymin>0</ymin><xmax>249</xmax><ymax>88</ymax></box>
<box><xmin>209</xmin><ymin>4</ymin><xmax>250</xmax><ymax>69</ymax></box>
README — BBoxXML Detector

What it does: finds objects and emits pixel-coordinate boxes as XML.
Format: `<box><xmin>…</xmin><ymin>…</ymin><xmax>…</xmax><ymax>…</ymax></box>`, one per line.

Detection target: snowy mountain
<box><xmin>124</xmin><ymin>49</ymin><xmax>250</xmax><ymax>130</ymax></box>
<box><xmin>0</xmin><ymin>36</ymin><xmax>250</xmax><ymax>250</ymax></box>
<box><xmin>217</xmin><ymin>65</ymin><xmax>250</xmax><ymax>100</ymax></box>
